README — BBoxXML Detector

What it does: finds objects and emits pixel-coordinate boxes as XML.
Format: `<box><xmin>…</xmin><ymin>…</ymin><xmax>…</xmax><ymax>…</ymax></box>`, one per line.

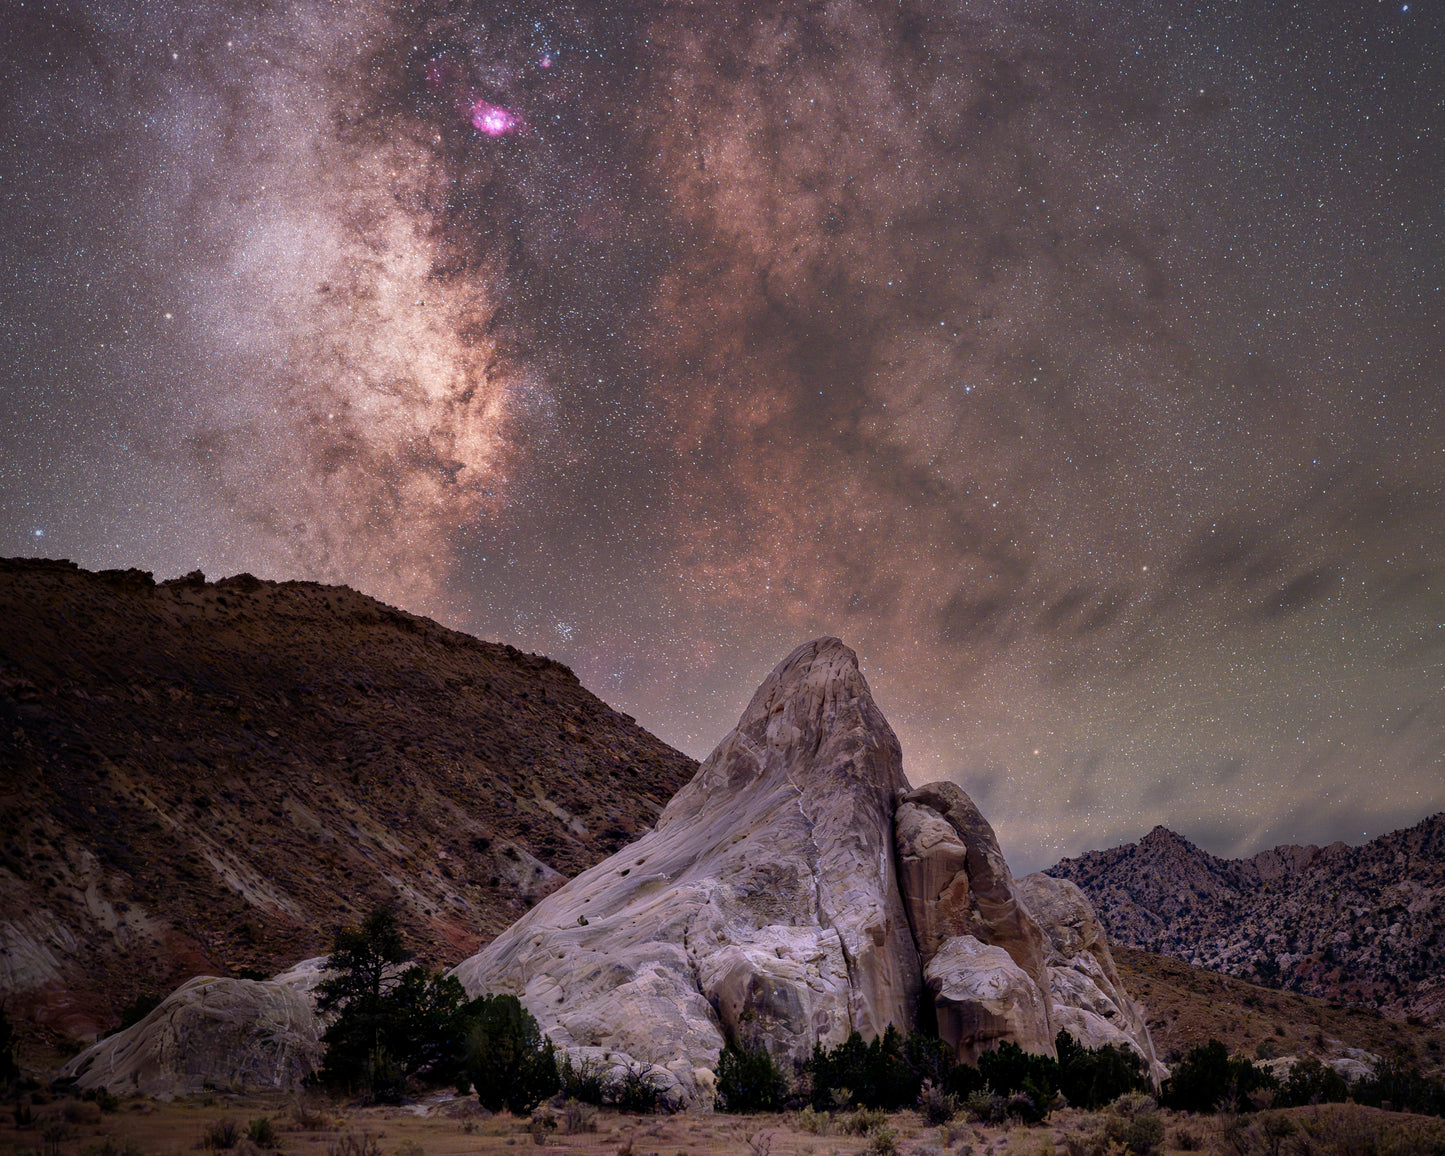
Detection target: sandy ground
<box><xmin>4</xmin><ymin>1091</ymin><xmax>1445</xmax><ymax>1156</ymax></box>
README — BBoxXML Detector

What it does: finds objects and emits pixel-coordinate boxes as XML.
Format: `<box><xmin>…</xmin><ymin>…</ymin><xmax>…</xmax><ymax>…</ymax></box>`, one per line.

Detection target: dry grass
<box><xmin>1114</xmin><ymin>945</ymin><xmax>1445</xmax><ymax>1074</ymax></box>
<box><xmin>4</xmin><ymin>1093</ymin><xmax>1445</xmax><ymax>1156</ymax></box>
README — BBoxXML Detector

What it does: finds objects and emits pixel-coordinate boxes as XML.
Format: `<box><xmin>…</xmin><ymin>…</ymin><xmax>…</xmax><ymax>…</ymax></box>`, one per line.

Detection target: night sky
<box><xmin>3</xmin><ymin>0</ymin><xmax>1442</xmax><ymax>873</ymax></box>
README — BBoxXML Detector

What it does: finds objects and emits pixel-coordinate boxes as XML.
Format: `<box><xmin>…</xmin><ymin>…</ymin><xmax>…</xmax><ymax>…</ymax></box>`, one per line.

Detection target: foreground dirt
<box><xmin>4</xmin><ymin>1094</ymin><xmax>1445</xmax><ymax>1156</ymax></box>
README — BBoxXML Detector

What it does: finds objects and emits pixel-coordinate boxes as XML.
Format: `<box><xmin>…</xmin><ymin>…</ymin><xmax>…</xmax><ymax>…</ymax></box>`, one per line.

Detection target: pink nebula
<box><xmin>471</xmin><ymin>101</ymin><xmax>519</xmax><ymax>137</ymax></box>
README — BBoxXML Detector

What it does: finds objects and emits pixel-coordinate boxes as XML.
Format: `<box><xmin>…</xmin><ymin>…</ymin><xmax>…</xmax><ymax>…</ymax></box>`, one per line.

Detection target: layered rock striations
<box><xmin>895</xmin><ymin>782</ymin><xmax>1055</xmax><ymax>1061</ymax></box>
<box><xmin>451</xmin><ymin>638</ymin><xmax>921</xmax><ymax>1103</ymax></box>
<box><xmin>0</xmin><ymin>557</ymin><xmax>696</xmax><ymax>1047</ymax></box>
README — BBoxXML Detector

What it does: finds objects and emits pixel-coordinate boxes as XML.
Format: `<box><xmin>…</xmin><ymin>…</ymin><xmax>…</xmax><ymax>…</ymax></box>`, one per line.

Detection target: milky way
<box><xmin>3</xmin><ymin>0</ymin><xmax>1441</xmax><ymax>870</ymax></box>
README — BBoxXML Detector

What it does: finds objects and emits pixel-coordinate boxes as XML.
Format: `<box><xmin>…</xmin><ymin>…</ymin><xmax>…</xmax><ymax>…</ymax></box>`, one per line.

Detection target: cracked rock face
<box><xmin>451</xmin><ymin>638</ymin><xmax>920</xmax><ymax>1103</ymax></box>
<box><xmin>1015</xmin><ymin>873</ymin><xmax>1166</xmax><ymax>1083</ymax></box>
<box><xmin>61</xmin><ymin>967</ymin><xmax>325</xmax><ymax>1098</ymax></box>
<box><xmin>894</xmin><ymin>781</ymin><xmax>1057</xmax><ymax>1061</ymax></box>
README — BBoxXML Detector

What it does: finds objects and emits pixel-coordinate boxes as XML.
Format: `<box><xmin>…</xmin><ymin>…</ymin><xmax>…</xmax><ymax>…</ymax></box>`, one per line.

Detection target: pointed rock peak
<box><xmin>1140</xmin><ymin>825</ymin><xmax>1195</xmax><ymax>849</ymax></box>
<box><xmin>680</xmin><ymin>636</ymin><xmax>905</xmax><ymax>813</ymax></box>
<box><xmin>452</xmin><ymin>637</ymin><xmax>920</xmax><ymax>1104</ymax></box>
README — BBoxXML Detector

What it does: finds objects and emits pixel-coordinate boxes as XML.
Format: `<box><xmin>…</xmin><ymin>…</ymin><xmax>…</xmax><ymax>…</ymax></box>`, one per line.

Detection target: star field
<box><xmin>2</xmin><ymin>0</ymin><xmax>1441</xmax><ymax>872</ymax></box>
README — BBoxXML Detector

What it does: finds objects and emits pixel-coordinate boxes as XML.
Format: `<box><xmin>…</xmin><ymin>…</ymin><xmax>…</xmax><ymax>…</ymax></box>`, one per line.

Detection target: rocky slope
<box><xmin>1047</xmin><ymin>817</ymin><xmax>1445</xmax><ymax>1027</ymax></box>
<box><xmin>0</xmin><ymin>558</ymin><xmax>697</xmax><ymax>1050</ymax></box>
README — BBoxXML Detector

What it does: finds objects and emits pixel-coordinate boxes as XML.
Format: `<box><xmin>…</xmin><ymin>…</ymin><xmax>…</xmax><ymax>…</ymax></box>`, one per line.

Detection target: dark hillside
<box><xmin>0</xmin><ymin>558</ymin><xmax>697</xmax><ymax>1051</ymax></box>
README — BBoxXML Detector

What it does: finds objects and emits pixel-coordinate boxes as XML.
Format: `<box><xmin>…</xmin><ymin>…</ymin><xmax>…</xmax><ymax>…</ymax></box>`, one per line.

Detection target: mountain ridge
<box><xmin>1047</xmin><ymin>813</ymin><xmax>1445</xmax><ymax>1028</ymax></box>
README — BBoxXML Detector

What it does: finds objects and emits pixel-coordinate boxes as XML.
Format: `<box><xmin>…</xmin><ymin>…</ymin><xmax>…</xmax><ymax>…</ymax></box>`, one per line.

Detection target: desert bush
<box><xmin>1352</xmin><ymin>1057</ymin><xmax>1445</xmax><ymax>1117</ymax></box>
<box><xmin>1161</xmin><ymin>1039</ymin><xmax>1276</xmax><ymax>1114</ymax></box>
<box><xmin>1170</xmin><ymin>1122</ymin><xmax>1206</xmax><ymax>1150</ymax></box>
<box><xmin>62</xmin><ymin>1101</ymin><xmax>103</xmax><ymax>1125</ymax></box>
<box><xmin>978</xmin><ymin>1040</ymin><xmax>1058</xmax><ymax>1122</ymax></box>
<box><xmin>808</xmin><ymin>1026</ymin><xmax>968</xmax><ymax>1111</ymax></box>
<box><xmin>610</xmin><ymin>1062</ymin><xmax>664</xmax><ymax>1113</ymax></box>
<box><xmin>716</xmin><ymin>1041</ymin><xmax>788</xmax><ymax>1113</ymax></box>
<box><xmin>1100</xmin><ymin>1092</ymin><xmax>1163</xmax><ymax>1156</ymax></box>
<box><xmin>559</xmin><ymin>1098</ymin><xmax>597</xmax><ymax>1133</ymax></box>
<box><xmin>866</xmin><ymin>1124</ymin><xmax>898</xmax><ymax>1155</ymax></box>
<box><xmin>1276</xmin><ymin>1057</ymin><xmax>1349</xmax><ymax>1108</ymax></box>
<box><xmin>287</xmin><ymin>1097</ymin><xmax>330</xmax><ymax>1131</ymax></box>
<box><xmin>837</xmin><ymin>1106</ymin><xmax>888</xmax><ymax>1135</ymax></box>
<box><xmin>919</xmin><ymin>1081</ymin><xmax>960</xmax><ymax>1124</ymax></box>
<box><xmin>325</xmin><ymin>1132</ymin><xmax>381</xmax><ymax>1156</ymax></box>
<box><xmin>797</xmin><ymin>1105</ymin><xmax>826</xmax><ymax>1134</ymax></box>
<box><xmin>1055</xmin><ymin>1030</ymin><xmax>1149</xmax><ymax>1110</ymax></box>
<box><xmin>202</xmin><ymin>1118</ymin><xmax>241</xmax><ymax>1150</ymax></box>
<box><xmin>964</xmin><ymin>1089</ymin><xmax>1007</xmax><ymax>1124</ymax></box>
<box><xmin>246</xmin><ymin>1117</ymin><xmax>278</xmax><ymax>1148</ymax></box>
<box><xmin>559</xmin><ymin>1054</ymin><xmax>610</xmax><ymax>1104</ymax></box>
<box><xmin>460</xmin><ymin>994</ymin><xmax>559</xmax><ymax>1115</ymax></box>
<box><xmin>527</xmin><ymin>1113</ymin><xmax>557</xmax><ymax>1145</ymax></box>
<box><xmin>80</xmin><ymin>1137</ymin><xmax>143</xmax><ymax>1156</ymax></box>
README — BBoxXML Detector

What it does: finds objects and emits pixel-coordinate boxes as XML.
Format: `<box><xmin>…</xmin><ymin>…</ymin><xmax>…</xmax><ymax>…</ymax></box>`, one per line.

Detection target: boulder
<box><xmin>62</xmin><ymin>969</ymin><xmax>324</xmax><ymax>1098</ymax></box>
<box><xmin>451</xmin><ymin>638</ymin><xmax>920</xmax><ymax>1104</ymax></box>
<box><xmin>923</xmin><ymin>935</ymin><xmax>1053</xmax><ymax>1064</ymax></box>
<box><xmin>895</xmin><ymin>782</ymin><xmax>1055</xmax><ymax>1058</ymax></box>
<box><xmin>1014</xmin><ymin>873</ymin><xmax>1165</xmax><ymax>1082</ymax></box>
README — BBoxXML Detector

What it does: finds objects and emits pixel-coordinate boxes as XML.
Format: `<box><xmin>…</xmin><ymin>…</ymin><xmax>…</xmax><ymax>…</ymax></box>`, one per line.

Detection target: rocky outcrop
<box><xmin>1015</xmin><ymin>873</ymin><xmax>1165</xmax><ymax>1083</ymax></box>
<box><xmin>451</xmin><ymin>638</ymin><xmax>920</xmax><ymax>1105</ymax></box>
<box><xmin>924</xmin><ymin>936</ymin><xmax>1054</xmax><ymax>1063</ymax></box>
<box><xmin>1047</xmin><ymin>815</ymin><xmax>1445</xmax><ymax>1026</ymax></box>
<box><xmin>895</xmin><ymin>782</ymin><xmax>1056</xmax><ymax>1062</ymax></box>
<box><xmin>61</xmin><ymin>962</ymin><xmax>327</xmax><ymax>1098</ymax></box>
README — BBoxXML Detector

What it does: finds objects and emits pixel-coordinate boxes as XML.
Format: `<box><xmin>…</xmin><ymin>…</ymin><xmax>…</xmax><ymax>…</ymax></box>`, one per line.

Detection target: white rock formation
<box><xmin>1015</xmin><ymin>873</ymin><xmax>1166</xmax><ymax>1083</ymax></box>
<box><xmin>62</xmin><ymin>966</ymin><xmax>325</xmax><ymax>1098</ymax></box>
<box><xmin>451</xmin><ymin>638</ymin><xmax>920</xmax><ymax>1105</ymax></box>
<box><xmin>923</xmin><ymin>936</ymin><xmax>1054</xmax><ymax>1063</ymax></box>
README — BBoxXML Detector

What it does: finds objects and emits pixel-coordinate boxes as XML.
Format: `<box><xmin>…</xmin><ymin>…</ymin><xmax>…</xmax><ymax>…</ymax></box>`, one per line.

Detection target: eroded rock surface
<box><xmin>1015</xmin><ymin>873</ymin><xmax>1165</xmax><ymax>1082</ymax></box>
<box><xmin>451</xmin><ymin>638</ymin><xmax>920</xmax><ymax>1104</ymax></box>
<box><xmin>895</xmin><ymin>782</ymin><xmax>1056</xmax><ymax>1060</ymax></box>
<box><xmin>62</xmin><ymin>971</ymin><xmax>323</xmax><ymax>1098</ymax></box>
<box><xmin>923</xmin><ymin>935</ymin><xmax>1054</xmax><ymax>1063</ymax></box>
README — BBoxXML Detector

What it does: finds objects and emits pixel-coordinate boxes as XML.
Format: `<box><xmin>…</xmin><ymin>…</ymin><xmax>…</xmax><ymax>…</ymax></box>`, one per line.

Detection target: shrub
<box><xmin>1101</xmin><ymin>1093</ymin><xmax>1163</xmax><ymax>1156</ymax></box>
<box><xmin>559</xmin><ymin>1053</ymin><xmax>610</xmax><ymax>1103</ymax></box>
<box><xmin>978</xmin><ymin>1040</ymin><xmax>1058</xmax><ymax>1122</ymax></box>
<box><xmin>325</xmin><ymin>1133</ymin><xmax>381</xmax><ymax>1156</ymax></box>
<box><xmin>1161</xmin><ymin>1039</ymin><xmax>1276</xmax><ymax>1114</ymax></box>
<box><xmin>611</xmin><ymin>1062</ymin><xmax>663</xmax><ymax>1113</ymax></box>
<box><xmin>203</xmin><ymin>1118</ymin><xmax>241</xmax><ymax>1150</ymax></box>
<box><xmin>716</xmin><ymin>1042</ymin><xmax>788</xmax><ymax>1113</ymax></box>
<box><xmin>246</xmin><ymin>1117</ymin><xmax>278</xmax><ymax>1148</ymax></box>
<box><xmin>1276</xmin><ymin>1057</ymin><xmax>1349</xmax><ymax>1108</ymax></box>
<box><xmin>809</xmin><ymin>1026</ymin><xmax>968</xmax><ymax>1111</ymax></box>
<box><xmin>866</xmin><ymin>1125</ymin><xmax>898</xmax><ymax>1155</ymax></box>
<box><xmin>80</xmin><ymin>1138</ymin><xmax>143</xmax><ymax>1156</ymax></box>
<box><xmin>559</xmin><ymin>1098</ymin><xmax>597</xmax><ymax>1133</ymax></box>
<box><xmin>1055</xmin><ymin>1030</ymin><xmax>1149</xmax><ymax>1110</ymax></box>
<box><xmin>918</xmin><ymin>1082</ymin><xmax>960</xmax><ymax>1124</ymax></box>
<box><xmin>1352</xmin><ymin>1057</ymin><xmax>1445</xmax><ymax>1117</ymax></box>
<box><xmin>460</xmin><ymin>994</ymin><xmax>559</xmax><ymax>1115</ymax></box>
<box><xmin>838</xmin><ymin>1107</ymin><xmax>888</xmax><ymax>1135</ymax></box>
<box><xmin>964</xmin><ymin>1089</ymin><xmax>1007</xmax><ymax>1123</ymax></box>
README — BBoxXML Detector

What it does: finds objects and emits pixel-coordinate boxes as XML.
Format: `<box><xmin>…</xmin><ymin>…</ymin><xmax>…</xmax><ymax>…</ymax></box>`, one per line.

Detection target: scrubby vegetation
<box><xmin>315</xmin><ymin>908</ymin><xmax>557</xmax><ymax>1108</ymax></box>
<box><xmin>716</xmin><ymin>1042</ymin><xmax>788</xmax><ymax>1113</ymax></box>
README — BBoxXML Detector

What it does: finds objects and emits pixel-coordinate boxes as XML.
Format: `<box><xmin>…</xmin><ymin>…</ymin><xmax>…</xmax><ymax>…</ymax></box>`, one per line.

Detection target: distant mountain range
<box><xmin>1047</xmin><ymin>816</ymin><xmax>1445</xmax><ymax>1028</ymax></box>
<box><xmin>0</xmin><ymin>558</ymin><xmax>697</xmax><ymax>1049</ymax></box>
